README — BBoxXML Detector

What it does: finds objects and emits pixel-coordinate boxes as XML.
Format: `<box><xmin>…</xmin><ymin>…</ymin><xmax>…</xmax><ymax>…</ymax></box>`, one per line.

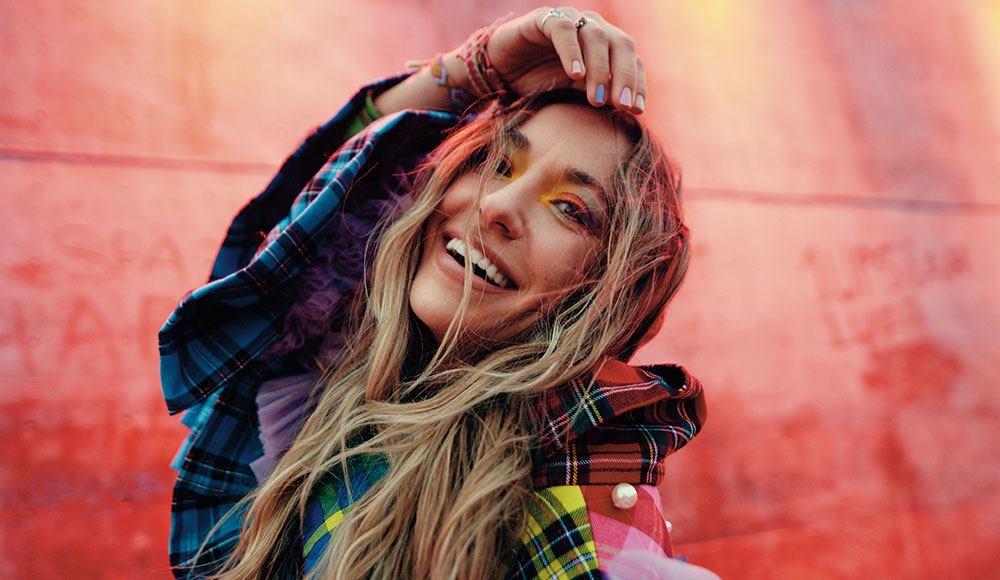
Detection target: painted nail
<box><xmin>572</xmin><ymin>60</ymin><xmax>583</xmax><ymax>76</ymax></box>
<box><xmin>620</xmin><ymin>87</ymin><xmax>632</xmax><ymax>107</ymax></box>
<box><xmin>595</xmin><ymin>84</ymin><xmax>606</xmax><ymax>104</ymax></box>
<box><xmin>635</xmin><ymin>94</ymin><xmax>645</xmax><ymax>112</ymax></box>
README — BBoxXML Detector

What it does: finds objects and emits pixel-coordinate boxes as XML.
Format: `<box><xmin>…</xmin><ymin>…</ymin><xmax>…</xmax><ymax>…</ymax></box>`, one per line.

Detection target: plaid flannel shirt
<box><xmin>300</xmin><ymin>359</ymin><xmax>705</xmax><ymax>579</ymax></box>
<box><xmin>160</xmin><ymin>77</ymin><xmax>706</xmax><ymax>579</ymax></box>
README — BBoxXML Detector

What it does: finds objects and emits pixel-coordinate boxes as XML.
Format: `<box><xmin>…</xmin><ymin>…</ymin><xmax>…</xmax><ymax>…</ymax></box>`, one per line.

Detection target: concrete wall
<box><xmin>2</xmin><ymin>1</ymin><xmax>998</xmax><ymax>577</ymax></box>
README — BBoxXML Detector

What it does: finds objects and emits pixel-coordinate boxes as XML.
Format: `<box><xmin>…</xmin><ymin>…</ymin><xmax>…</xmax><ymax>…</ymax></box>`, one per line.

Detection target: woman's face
<box><xmin>410</xmin><ymin>103</ymin><xmax>629</xmax><ymax>343</ymax></box>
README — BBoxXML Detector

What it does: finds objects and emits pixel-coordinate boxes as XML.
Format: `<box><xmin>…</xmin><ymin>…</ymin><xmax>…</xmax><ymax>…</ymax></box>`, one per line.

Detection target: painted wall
<box><xmin>2</xmin><ymin>1</ymin><xmax>998</xmax><ymax>578</ymax></box>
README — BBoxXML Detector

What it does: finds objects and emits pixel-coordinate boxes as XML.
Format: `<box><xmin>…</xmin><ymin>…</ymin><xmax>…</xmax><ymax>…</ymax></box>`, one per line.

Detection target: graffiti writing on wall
<box><xmin>1</xmin><ymin>224</ymin><xmax>220</xmax><ymax>376</ymax></box>
<box><xmin>0</xmin><ymin>293</ymin><xmax>180</xmax><ymax>375</ymax></box>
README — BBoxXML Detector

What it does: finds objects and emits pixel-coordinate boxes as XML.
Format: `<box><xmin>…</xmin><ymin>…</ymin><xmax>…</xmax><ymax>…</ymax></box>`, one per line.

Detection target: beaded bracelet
<box><xmin>429</xmin><ymin>54</ymin><xmax>477</xmax><ymax>111</ymax></box>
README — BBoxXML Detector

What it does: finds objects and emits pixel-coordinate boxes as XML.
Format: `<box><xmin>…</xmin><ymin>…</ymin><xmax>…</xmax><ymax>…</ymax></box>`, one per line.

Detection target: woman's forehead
<box><xmin>513</xmin><ymin>103</ymin><xmax>629</xmax><ymax>185</ymax></box>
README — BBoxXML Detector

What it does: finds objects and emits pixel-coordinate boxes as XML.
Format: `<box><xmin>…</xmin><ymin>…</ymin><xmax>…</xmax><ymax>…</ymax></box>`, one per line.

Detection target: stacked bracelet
<box><xmin>456</xmin><ymin>15</ymin><xmax>513</xmax><ymax>99</ymax></box>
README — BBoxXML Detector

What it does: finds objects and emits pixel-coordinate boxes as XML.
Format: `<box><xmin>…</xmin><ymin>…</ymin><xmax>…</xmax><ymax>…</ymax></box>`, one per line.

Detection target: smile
<box><xmin>445</xmin><ymin>237</ymin><xmax>514</xmax><ymax>289</ymax></box>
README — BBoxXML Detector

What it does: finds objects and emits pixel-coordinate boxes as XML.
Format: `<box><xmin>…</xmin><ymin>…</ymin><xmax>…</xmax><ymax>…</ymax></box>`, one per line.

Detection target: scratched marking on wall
<box><xmin>1</xmin><ymin>223</ymin><xmax>222</xmax><ymax>376</ymax></box>
<box><xmin>800</xmin><ymin>240</ymin><xmax>971</xmax><ymax>346</ymax></box>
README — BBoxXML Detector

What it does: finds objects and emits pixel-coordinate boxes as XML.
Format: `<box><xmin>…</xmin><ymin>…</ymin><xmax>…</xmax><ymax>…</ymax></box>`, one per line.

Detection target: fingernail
<box><xmin>572</xmin><ymin>60</ymin><xmax>583</xmax><ymax>76</ymax></box>
<box><xmin>635</xmin><ymin>94</ymin><xmax>645</xmax><ymax>112</ymax></box>
<box><xmin>620</xmin><ymin>87</ymin><xmax>632</xmax><ymax>107</ymax></box>
<box><xmin>595</xmin><ymin>84</ymin><xmax>606</xmax><ymax>104</ymax></box>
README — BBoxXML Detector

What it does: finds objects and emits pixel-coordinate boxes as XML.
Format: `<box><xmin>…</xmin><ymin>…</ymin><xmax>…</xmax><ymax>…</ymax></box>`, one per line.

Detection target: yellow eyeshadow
<box><xmin>538</xmin><ymin>190</ymin><xmax>566</xmax><ymax>203</ymax></box>
<box><xmin>539</xmin><ymin>187</ymin><xmax>596</xmax><ymax>209</ymax></box>
<box><xmin>503</xmin><ymin>150</ymin><xmax>599</xmax><ymax>213</ymax></box>
<box><xmin>507</xmin><ymin>150</ymin><xmax>525</xmax><ymax>180</ymax></box>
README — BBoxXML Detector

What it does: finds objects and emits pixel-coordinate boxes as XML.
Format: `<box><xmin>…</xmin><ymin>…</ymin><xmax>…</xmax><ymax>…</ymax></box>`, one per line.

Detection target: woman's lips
<box><xmin>445</xmin><ymin>237</ymin><xmax>512</xmax><ymax>288</ymax></box>
<box><xmin>437</xmin><ymin>234</ymin><xmax>518</xmax><ymax>291</ymax></box>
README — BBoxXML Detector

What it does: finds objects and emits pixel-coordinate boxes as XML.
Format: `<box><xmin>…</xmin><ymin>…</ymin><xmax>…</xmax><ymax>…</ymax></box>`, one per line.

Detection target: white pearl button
<box><xmin>665</xmin><ymin>520</ymin><xmax>673</xmax><ymax>533</ymax></box>
<box><xmin>611</xmin><ymin>483</ymin><xmax>638</xmax><ymax>509</ymax></box>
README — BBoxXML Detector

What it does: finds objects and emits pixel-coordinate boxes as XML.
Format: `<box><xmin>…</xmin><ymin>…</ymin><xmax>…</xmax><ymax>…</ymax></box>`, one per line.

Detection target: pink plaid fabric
<box><xmin>581</xmin><ymin>484</ymin><xmax>674</xmax><ymax>565</ymax></box>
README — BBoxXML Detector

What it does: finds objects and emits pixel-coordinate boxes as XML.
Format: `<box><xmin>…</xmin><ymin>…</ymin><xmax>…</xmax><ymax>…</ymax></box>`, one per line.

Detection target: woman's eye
<box><xmin>466</xmin><ymin>148</ymin><xmax>513</xmax><ymax>179</ymax></box>
<box><xmin>495</xmin><ymin>156</ymin><xmax>513</xmax><ymax>178</ymax></box>
<box><xmin>551</xmin><ymin>198</ymin><xmax>598</xmax><ymax>231</ymax></box>
<box><xmin>466</xmin><ymin>146</ymin><xmax>488</xmax><ymax>169</ymax></box>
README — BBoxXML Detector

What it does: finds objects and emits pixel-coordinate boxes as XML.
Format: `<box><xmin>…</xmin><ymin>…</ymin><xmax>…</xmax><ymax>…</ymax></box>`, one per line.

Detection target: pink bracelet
<box><xmin>456</xmin><ymin>14</ymin><xmax>514</xmax><ymax>99</ymax></box>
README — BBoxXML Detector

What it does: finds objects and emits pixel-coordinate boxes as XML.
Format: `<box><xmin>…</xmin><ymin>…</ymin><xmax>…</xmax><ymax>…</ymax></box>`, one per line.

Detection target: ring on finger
<box><xmin>574</xmin><ymin>17</ymin><xmax>590</xmax><ymax>31</ymax></box>
<box><xmin>541</xmin><ymin>8</ymin><xmax>567</xmax><ymax>30</ymax></box>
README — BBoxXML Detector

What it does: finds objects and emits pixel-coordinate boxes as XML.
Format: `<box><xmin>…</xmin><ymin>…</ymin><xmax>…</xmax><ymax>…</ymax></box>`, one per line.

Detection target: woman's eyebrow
<box><xmin>565</xmin><ymin>169</ymin><xmax>608</xmax><ymax>202</ymax></box>
<box><xmin>504</xmin><ymin>128</ymin><xmax>608</xmax><ymax>201</ymax></box>
<box><xmin>502</xmin><ymin>128</ymin><xmax>530</xmax><ymax>151</ymax></box>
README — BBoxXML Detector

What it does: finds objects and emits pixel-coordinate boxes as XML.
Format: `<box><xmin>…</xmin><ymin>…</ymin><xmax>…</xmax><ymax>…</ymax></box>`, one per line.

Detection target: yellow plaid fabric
<box><xmin>304</xmin><ymin>483</ymin><xmax>603</xmax><ymax>579</ymax></box>
<box><xmin>504</xmin><ymin>486</ymin><xmax>601</xmax><ymax>579</ymax></box>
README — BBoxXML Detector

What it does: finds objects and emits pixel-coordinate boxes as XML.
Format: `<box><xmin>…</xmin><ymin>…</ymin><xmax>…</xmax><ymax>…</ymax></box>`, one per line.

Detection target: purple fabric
<box><xmin>249</xmin><ymin>372</ymin><xmax>319</xmax><ymax>481</ymax></box>
<box><xmin>605</xmin><ymin>552</ymin><xmax>722</xmax><ymax>580</ymax></box>
<box><xmin>265</xmin><ymin>162</ymin><xmax>418</xmax><ymax>365</ymax></box>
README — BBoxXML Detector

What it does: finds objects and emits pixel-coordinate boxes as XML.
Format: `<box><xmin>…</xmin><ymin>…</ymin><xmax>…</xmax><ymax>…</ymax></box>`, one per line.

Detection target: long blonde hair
<box><xmin>210</xmin><ymin>91</ymin><xmax>689</xmax><ymax>579</ymax></box>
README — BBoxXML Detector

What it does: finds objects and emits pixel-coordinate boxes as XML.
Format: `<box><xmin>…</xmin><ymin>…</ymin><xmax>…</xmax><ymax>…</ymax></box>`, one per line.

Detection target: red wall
<box><xmin>2</xmin><ymin>1</ymin><xmax>998</xmax><ymax>578</ymax></box>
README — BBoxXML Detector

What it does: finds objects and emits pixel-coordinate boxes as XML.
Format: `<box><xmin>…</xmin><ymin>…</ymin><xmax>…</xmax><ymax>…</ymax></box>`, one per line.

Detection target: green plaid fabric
<box><xmin>301</xmin><ymin>454</ymin><xmax>389</xmax><ymax>572</ymax></box>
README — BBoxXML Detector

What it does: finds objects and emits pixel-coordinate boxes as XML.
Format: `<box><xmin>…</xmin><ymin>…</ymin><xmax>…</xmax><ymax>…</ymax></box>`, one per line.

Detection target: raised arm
<box><xmin>375</xmin><ymin>7</ymin><xmax>647</xmax><ymax>116</ymax></box>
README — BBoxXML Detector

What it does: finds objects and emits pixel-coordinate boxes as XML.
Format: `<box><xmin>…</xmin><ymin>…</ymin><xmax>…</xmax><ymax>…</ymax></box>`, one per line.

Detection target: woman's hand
<box><xmin>374</xmin><ymin>7</ymin><xmax>646</xmax><ymax>116</ymax></box>
<box><xmin>485</xmin><ymin>7</ymin><xmax>646</xmax><ymax>113</ymax></box>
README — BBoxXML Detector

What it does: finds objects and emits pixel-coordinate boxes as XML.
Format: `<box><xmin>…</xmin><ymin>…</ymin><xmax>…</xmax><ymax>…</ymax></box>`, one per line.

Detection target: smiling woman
<box><xmin>411</xmin><ymin>102</ymin><xmax>623</xmax><ymax>343</ymax></box>
<box><xmin>161</xmin><ymin>6</ymin><xmax>711</xmax><ymax>580</ymax></box>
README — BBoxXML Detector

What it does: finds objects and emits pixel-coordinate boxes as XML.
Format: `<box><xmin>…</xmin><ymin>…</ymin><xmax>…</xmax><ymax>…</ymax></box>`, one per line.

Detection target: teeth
<box><xmin>445</xmin><ymin>237</ymin><xmax>510</xmax><ymax>288</ymax></box>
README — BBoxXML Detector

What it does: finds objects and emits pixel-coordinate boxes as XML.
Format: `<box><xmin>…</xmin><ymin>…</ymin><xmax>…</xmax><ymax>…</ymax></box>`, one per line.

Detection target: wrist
<box><xmin>433</xmin><ymin>52</ymin><xmax>477</xmax><ymax>110</ymax></box>
<box><xmin>439</xmin><ymin>52</ymin><xmax>472</xmax><ymax>93</ymax></box>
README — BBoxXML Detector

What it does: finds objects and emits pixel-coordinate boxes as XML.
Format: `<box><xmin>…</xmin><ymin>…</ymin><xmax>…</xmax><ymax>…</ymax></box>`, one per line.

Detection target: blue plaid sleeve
<box><xmin>159</xmin><ymin>75</ymin><xmax>460</xmax><ymax>577</ymax></box>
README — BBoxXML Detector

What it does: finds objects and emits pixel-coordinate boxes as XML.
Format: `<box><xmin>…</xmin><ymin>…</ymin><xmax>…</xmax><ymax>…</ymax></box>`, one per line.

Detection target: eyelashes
<box><xmin>546</xmin><ymin>196</ymin><xmax>601</xmax><ymax>233</ymax></box>
<box><xmin>464</xmin><ymin>145</ymin><xmax>510</xmax><ymax>177</ymax></box>
<box><xmin>462</xmin><ymin>145</ymin><xmax>489</xmax><ymax>172</ymax></box>
<box><xmin>496</xmin><ymin>156</ymin><xmax>514</xmax><ymax>179</ymax></box>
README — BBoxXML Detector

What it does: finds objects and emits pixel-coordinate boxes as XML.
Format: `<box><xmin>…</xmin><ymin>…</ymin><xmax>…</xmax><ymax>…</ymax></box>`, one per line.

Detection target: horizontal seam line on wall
<box><xmin>686</xmin><ymin>187</ymin><xmax>1000</xmax><ymax>214</ymax></box>
<box><xmin>3</xmin><ymin>148</ymin><xmax>997</xmax><ymax>214</ymax></box>
<box><xmin>0</xmin><ymin>148</ymin><xmax>275</xmax><ymax>174</ymax></box>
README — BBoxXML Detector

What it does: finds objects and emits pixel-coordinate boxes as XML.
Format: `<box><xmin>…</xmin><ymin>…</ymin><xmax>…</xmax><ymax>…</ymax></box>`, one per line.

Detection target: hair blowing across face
<box><xmin>206</xmin><ymin>92</ymin><xmax>689</xmax><ymax>580</ymax></box>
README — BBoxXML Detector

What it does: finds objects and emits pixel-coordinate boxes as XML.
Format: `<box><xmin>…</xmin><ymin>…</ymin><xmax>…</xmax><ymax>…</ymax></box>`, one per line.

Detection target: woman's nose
<box><xmin>478</xmin><ymin>183</ymin><xmax>527</xmax><ymax>239</ymax></box>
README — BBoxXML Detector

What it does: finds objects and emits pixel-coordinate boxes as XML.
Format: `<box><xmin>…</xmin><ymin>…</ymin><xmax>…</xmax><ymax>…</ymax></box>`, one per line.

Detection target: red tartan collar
<box><xmin>531</xmin><ymin>359</ymin><xmax>706</xmax><ymax>487</ymax></box>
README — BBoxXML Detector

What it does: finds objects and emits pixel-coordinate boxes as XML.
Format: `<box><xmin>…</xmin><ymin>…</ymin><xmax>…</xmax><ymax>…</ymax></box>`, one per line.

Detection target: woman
<box><xmin>161</xmin><ymin>7</ymin><xmax>707</xmax><ymax>579</ymax></box>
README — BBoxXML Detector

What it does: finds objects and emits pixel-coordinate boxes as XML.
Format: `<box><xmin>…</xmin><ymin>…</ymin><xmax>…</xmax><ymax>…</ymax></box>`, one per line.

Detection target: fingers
<box><xmin>580</xmin><ymin>11</ymin><xmax>646</xmax><ymax>114</ymax></box>
<box><xmin>576</xmin><ymin>20</ymin><xmax>610</xmax><ymax>106</ymax></box>
<box><xmin>531</xmin><ymin>7</ymin><xmax>648</xmax><ymax>113</ymax></box>
<box><xmin>607</xmin><ymin>26</ymin><xmax>639</xmax><ymax>110</ymax></box>
<box><xmin>635</xmin><ymin>56</ymin><xmax>647</xmax><ymax>113</ymax></box>
<box><xmin>537</xmin><ymin>8</ymin><xmax>586</xmax><ymax>81</ymax></box>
